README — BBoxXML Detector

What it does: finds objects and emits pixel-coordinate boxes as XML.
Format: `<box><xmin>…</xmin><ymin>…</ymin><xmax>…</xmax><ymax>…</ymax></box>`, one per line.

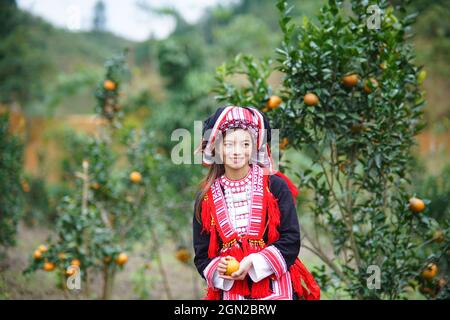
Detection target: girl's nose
<box><xmin>233</xmin><ymin>145</ymin><xmax>242</xmax><ymax>155</ymax></box>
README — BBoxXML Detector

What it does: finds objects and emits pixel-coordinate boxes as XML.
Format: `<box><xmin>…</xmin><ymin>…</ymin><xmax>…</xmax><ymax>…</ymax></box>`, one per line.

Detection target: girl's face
<box><xmin>220</xmin><ymin>129</ymin><xmax>254</xmax><ymax>170</ymax></box>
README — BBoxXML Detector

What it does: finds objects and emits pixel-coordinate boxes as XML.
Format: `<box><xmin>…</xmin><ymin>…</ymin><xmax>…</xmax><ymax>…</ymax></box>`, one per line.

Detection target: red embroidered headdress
<box><xmin>195</xmin><ymin>106</ymin><xmax>298</xmax><ymax>200</ymax></box>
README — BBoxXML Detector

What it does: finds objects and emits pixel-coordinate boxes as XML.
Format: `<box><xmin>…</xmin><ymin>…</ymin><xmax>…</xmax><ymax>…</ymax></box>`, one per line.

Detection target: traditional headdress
<box><xmin>195</xmin><ymin>106</ymin><xmax>275</xmax><ymax>175</ymax></box>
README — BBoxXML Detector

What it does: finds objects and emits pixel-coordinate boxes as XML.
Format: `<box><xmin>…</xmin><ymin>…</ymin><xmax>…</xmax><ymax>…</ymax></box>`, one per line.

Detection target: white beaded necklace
<box><xmin>220</xmin><ymin>170</ymin><xmax>252</xmax><ymax>236</ymax></box>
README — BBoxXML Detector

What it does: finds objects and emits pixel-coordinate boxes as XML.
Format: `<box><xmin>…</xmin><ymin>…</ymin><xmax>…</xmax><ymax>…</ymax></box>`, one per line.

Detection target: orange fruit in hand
<box><xmin>116</xmin><ymin>253</ymin><xmax>128</xmax><ymax>266</ymax></box>
<box><xmin>304</xmin><ymin>93</ymin><xmax>319</xmax><ymax>106</ymax></box>
<box><xmin>33</xmin><ymin>250</ymin><xmax>42</xmax><ymax>259</ymax></box>
<box><xmin>71</xmin><ymin>259</ymin><xmax>81</xmax><ymax>267</ymax></box>
<box><xmin>409</xmin><ymin>197</ymin><xmax>425</xmax><ymax>213</ymax></box>
<box><xmin>38</xmin><ymin>244</ymin><xmax>48</xmax><ymax>252</ymax></box>
<box><xmin>267</xmin><ymin>96</ymin><xmax>282</xmax><ymax>110</ymax></box>
<box><xmin>130</xmin><ymin>171</ymin><xmax>142</xmax><ymax>183</ymax></box>
<box><xmin>225</xmin><ymin>258</ymin><xmax>240</xmax><ymax>276</ymax></box>
<box><xmin>363</xmin><ymin>78</ymin><xmax>378</xmax><ymax>93</ymax></box>
<box><xmin>103</xmin><ymin>80</ymin><xmax>116</xmax><ymax>91</ymax></box>
<box><xmin>421</xmin><ymin>263</ymin><xmax>438</xmax><ymax>280</ymax></box>
<box><xmin>342</xmin><ymin>74</ymin><xmax>359</xmax><ymax>88</ymax></box>
<box><xmin>43</xmin><ymin>262</ymin><xmax>55</xmax><ymax>272</ymax></box>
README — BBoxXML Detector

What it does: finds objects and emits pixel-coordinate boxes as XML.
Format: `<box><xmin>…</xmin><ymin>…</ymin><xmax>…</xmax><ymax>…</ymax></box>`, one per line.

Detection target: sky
<box><xmin>17</xmin><ymin>0</ymin><xmax>237</xmax><ymax>41</ymax></box>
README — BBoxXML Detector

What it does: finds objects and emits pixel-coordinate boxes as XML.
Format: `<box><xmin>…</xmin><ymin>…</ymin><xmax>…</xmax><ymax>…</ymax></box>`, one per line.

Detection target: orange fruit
<box><xmin>339</xmin><ymin>161</ymin><xmax>349</xmax><ymax>173</ymax></box>
<box><xmin>421</xmin><ymin>263</ymin><xmax>438</xmax><ymax>280</ymax></box>
<box><xmin>33</xmin><ymin>250</ymin><xmax>42</xmax><ymax>259</ymax></box>
<box><xmin>279</xmin><ymin>137</ymin><xmax>289</xmax><ymax>151</ymax></box>
<box><xmin>71</xmin><ymin>259</ymin><xmax>81</xmax><ymax>267</ymax></box>
<box><xmin>22</xmin><ymin>181</ymin><xmax>30</xmax><ymax>193</ymax></box>
<box><xmin>432</xmin><ymin>230</ymin><xmax>445</xmax><ymax>243</ymax></box>
<box><xmin>225</xmin><ymin>258</ymin><xmax>240</xmax><ymax>276</ymax></box>
<box><xmin>130</xmin><ymin>171</ymin><xmax>142</xmax><ymax>183</ymax></box>
<box><xmin>304</xmin><ymin>93</ymin><xmax>319</xmax><ymax>106</ymax></box>
<box><xmin>43</xmin><ymin>262</ymin><xmax>55</xmax><ymax>272</ymax></box>
<box><xmin>103</xmin><ymin>80</ymin><xmax>116</xmax><ymax>91</ymax></box>
<box><xmin>38</xmin><ymin>244</ymin><xmax>48</xmax><ymax>253</ymax></box>
<box><xmin>409</xmin><ymin>197</ymin><xmax>425</xmax><ymax>213</ymax></box>
<box><xmin>350</xmin><ymin>123</ymin><xmax>365</xmax><ymax>133</ymax></box>
<box><xmin>66</xmin><ymin>267</ymin><xmax>77</xmax><ymax>277</ymax></box>
<box><xmin>363</xmin><ymin>78</ymin><xmax>378</xmax><ymax>93</ymax></box>
<box><xmin>342</xmin><ymin>74</ymin><xmax>359</xmax><ymax>88</ymax></box>
<box><xmin>116</xmin><ymin>253</ymin><xmax>128</xmax><ymax>266</ymax></box>
<box><xmin>175</xmin><ymin>248</ymin><xmax>191</xmax><ymax>263</ymax></box>
<box><xmin>91</xmin><ymin>182</ymin><xmax>100</xmax><ymax>190</ymax></box>
<box><xmin>58</xmin><ymin>252</ymin><xmax>66</xmax><ymax>260</ymax></box>
<box><xmin>267</xmin><ymin>96</ymin><xmax>282</xmax><ymax>110</ymax></box>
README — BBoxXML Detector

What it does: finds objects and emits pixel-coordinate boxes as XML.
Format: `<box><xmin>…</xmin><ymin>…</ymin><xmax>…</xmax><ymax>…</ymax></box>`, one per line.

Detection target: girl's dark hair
<box><xmin>194</xmin><ymin>162</ymin><xmax>225</xmax><ymax>224</ymax></box>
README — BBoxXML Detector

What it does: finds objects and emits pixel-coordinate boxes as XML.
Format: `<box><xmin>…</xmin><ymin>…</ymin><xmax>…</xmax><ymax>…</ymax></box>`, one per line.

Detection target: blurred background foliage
<box><xmin>0</xmin><ymin>0</ymin><xmax>448</xmax><ymax>299</ymax></box>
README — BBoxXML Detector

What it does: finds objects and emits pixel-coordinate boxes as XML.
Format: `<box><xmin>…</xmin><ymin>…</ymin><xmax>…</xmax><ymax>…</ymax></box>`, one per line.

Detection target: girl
<box><xmin>192</xmin><ymin>106</ymin><xmax>320</xmax><ymax>300</ymax></box>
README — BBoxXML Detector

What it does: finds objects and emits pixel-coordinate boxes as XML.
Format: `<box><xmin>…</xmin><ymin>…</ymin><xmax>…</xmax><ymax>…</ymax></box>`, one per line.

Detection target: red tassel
<box><xmin>267</xmin><ymin>192</ymin><xmax>280</xmax><ymax>244</ymax></box>
<box><xmin>274</xmin><ymin>171</ymin><xmax>299</xmax><ymax>205</ymax></box>
<box><xmin>230</xmin><ymin>279</ymin><xmax>250</xmax><ymax>297</ymax></box>
<box><xmin>208</xmin><ymin>224</ymin><xmax>219</xmax><ymax>259</ymax></box>
<box><xmin>226</xmin><ymin>242</ymin><xmax>250</xmax><ymax>297</ymax></box>
<box><xmin>289</xmin><ymin>264</ymin><xmax>304</xmax><ymax>298</ymax></box>
<box><xmin>250</xmin><ymin>277</ymin><xmax>272</xmax><ymax>299</ymax></box>
<box><xmin>201</xmin><ymin>200</ymin><xmax>209</xmax><ymax>233</ymax></box>
<box><xmin>201</xmin><ymin>193</ymin><xmax>213</xmax><ymax>234</ymax></box>
<box><xmin>229</xmin><ymin>243</ymin><xmax>244</xmax><ymax>262</ymax></box>
<box><xmin>204</xmin><ymin>287</ymin><xmax>220</xmax><ymax>300</ymax></box>
<box><xmin>289</xmin><ymin>259</ymin><xmax>320</xmax><ymax>300</ymax></box>
<box><xmin>241</xmin><ymin>238</ymin><xmax>250</xmax><ymax>256</ymax></box>
<box><xmin>248</xmin><ymin>241</ymin><xmax>259</xmax><ymax>254</ymax></box>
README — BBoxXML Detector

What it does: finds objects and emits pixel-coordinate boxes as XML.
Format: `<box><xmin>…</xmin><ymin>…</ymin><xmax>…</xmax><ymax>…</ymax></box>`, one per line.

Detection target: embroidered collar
<box><xmin>210</xmin><ymin>164</ymin><xmax>265</xmax><ymax>241</ymax></box>
<box><xmin>220</xmin><ymin>166</ymin><xmax>252</xmax><ymax>187</ymax></box>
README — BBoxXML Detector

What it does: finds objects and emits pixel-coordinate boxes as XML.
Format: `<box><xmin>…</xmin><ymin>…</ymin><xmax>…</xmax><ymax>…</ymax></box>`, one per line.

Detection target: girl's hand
<box><xmin>217</xmin><ymin>256</ymin><xmax>234</xmax><ymax>276</ymax></box>
<box><xmin>218</xmin><ymin>256</ymin><xmax>252</xmax><ymax>281</ymax></box>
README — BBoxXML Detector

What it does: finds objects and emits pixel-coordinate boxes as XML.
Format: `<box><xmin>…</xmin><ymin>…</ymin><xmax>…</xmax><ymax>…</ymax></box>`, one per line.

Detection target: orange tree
<box><xmin>213</xmin><ymin>0</ymin><xmax>448</xmax><ymax>299</ymax></box>
<box><xmin>411</xmin><ymin>161</ymin><xmax>450</xmax><ymax>299</ymax></box>
<box><xmin>0</xmin><ymin>112</ymin><xmax>24</xmax><ymax>253</ymax></box>
<box><xmin>24</xmin><ymin>52</ymin><xmax>160</xmax><ymax>299</ymax></box>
